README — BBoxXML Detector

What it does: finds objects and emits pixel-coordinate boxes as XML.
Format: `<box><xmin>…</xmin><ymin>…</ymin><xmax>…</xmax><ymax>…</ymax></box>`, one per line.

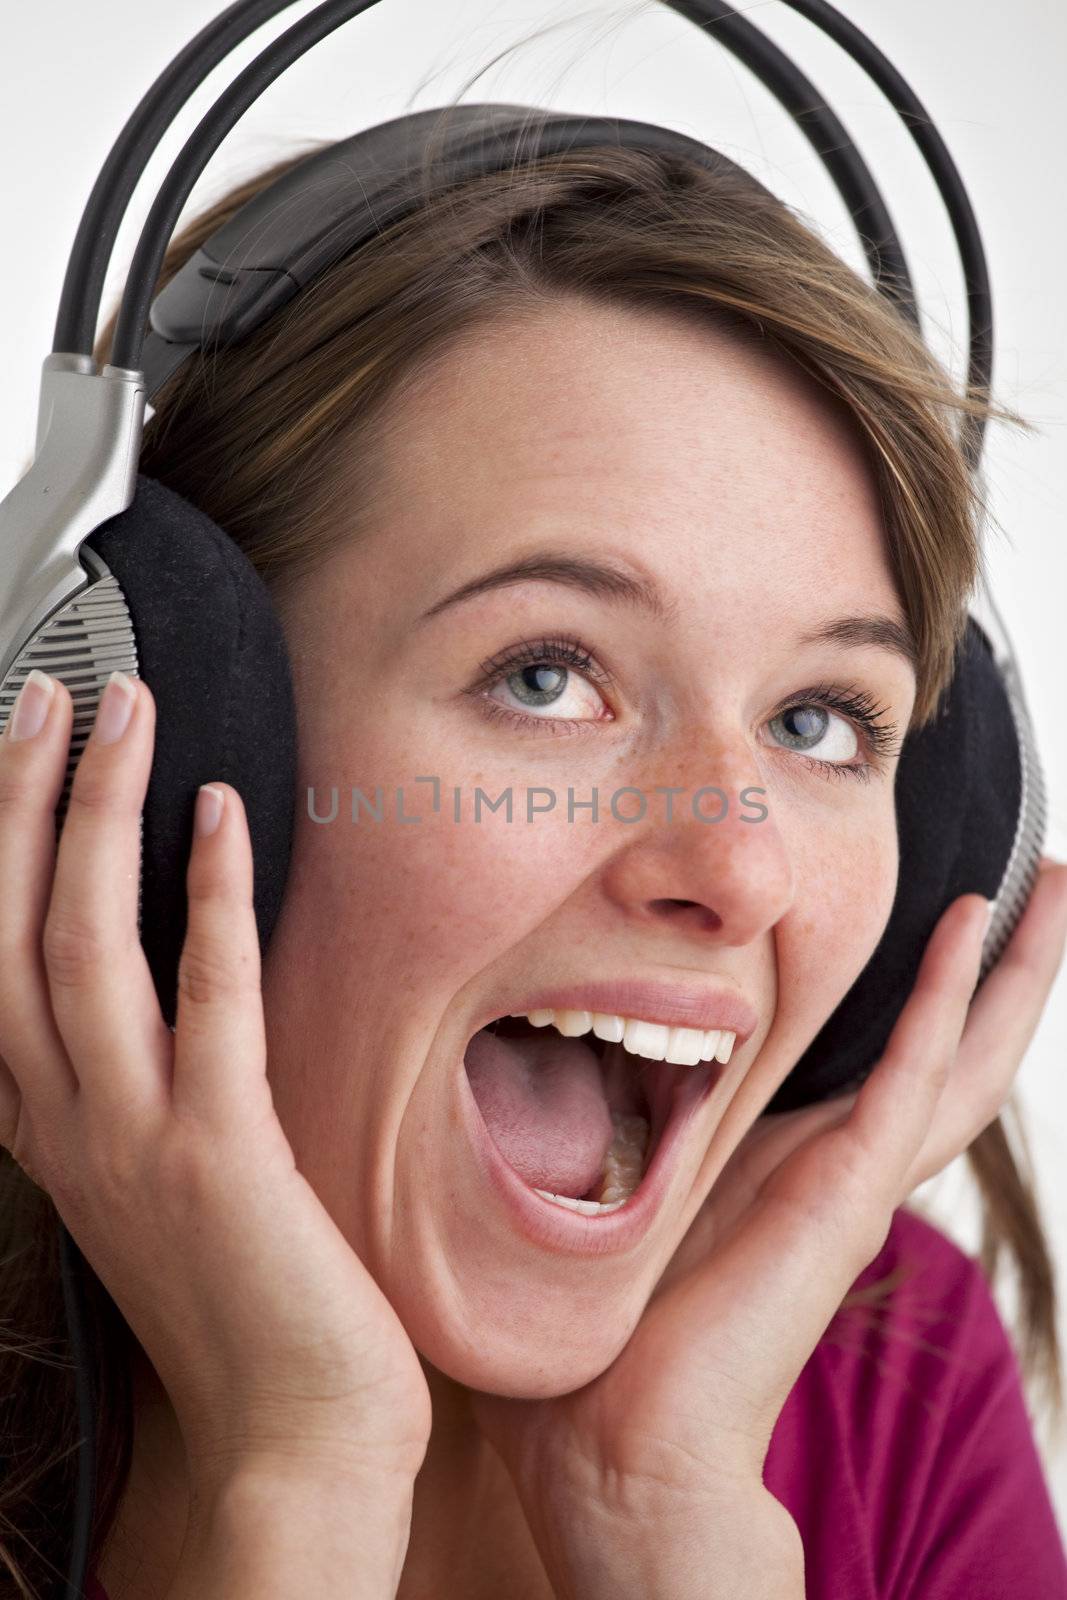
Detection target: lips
<box><xmin>454</xmin><ymin>976</ymin><xmax>753</xmax><ymax>1244</ymax></box>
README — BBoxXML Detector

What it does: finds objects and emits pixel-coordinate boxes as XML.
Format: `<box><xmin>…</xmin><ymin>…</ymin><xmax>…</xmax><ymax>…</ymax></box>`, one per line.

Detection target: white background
<box><xmin>3</xmin><ymin>0</ymin><xmax>1066</xmax><ymax>1529</ymax></box>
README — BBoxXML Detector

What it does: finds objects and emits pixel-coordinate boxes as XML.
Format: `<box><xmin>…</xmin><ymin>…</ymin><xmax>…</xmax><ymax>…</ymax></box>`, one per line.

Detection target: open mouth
<box><xmin>463</xmin><ymin>1013</ymin><xmax>717</xmax><ymax>1216</ymax></box>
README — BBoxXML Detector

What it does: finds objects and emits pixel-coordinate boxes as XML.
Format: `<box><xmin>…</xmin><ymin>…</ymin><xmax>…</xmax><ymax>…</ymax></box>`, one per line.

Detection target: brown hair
<box><xmin>0</xmin><ymin>115</ymin><xmax>1059</xmax><ymax>1596</ymax></box>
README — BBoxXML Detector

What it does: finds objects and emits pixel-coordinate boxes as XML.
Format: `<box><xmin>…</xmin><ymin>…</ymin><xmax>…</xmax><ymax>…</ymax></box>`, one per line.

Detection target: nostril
<box><xmin>649</xmin><ymin>899</ymin><xmax>722</xmax><ymax>931</ymax></box>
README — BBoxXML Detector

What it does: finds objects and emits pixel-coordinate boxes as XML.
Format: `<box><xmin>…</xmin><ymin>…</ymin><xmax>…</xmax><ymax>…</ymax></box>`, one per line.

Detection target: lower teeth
<box><xmin>533</xmin><ymin>1110</ymin><xmax>651</xmax><ymax>1215</ymax></box>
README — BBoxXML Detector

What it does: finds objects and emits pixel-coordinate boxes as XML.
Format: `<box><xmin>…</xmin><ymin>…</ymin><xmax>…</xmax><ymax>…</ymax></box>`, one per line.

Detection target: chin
<box><xmin>392</xmin><ymin>1280</ymin><xmax>649</xmax><ymax>1400</ymax></box>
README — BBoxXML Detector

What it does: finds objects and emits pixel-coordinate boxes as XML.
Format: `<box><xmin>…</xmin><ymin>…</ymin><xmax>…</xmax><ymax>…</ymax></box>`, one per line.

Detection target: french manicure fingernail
<box><xmin>92</xmin><ymin>671</ymin><xmax>136</xmax><ymax>744</ymax></box>
<box><xmin>6</xmin><ymin>670</ymin><xmax>56</xmax><ymax>741</ymax></box>
<box><xmin>195</xmin><ymin>784</ymin><xmax>225</xmax><ymax>838</ymax></box>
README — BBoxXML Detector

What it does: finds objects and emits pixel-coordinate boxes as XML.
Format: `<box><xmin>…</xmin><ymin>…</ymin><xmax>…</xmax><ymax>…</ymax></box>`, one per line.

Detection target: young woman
<box><xmin>1</xmin><ymin>129</ymin><xmax>1066</xmax><ymax>1600</ymax></box>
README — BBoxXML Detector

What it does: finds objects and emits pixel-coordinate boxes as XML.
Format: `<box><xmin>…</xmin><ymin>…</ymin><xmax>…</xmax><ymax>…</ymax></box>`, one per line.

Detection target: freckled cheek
<box><xmin>780</xmin><ymin>812</ymin><xmax>898</xmax><ymax>1024</ymax></box>
<box><xmin>291</xmin><ymin>799</ymin><xmax>596</xmax><ymax>991</ymax></box>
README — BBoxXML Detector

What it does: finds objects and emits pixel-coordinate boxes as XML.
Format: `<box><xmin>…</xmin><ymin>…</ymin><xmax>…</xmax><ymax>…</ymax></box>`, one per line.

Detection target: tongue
<box><xmin>464</xmin><ymin>1025</ymin><xmax>616</xmax><ymax>1197</ymax></box>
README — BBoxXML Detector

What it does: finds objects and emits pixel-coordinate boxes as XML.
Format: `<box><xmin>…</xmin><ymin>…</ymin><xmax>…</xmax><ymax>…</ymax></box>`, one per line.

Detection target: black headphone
<box><xmin>0</xmin><ymin>2</ymin><xmax>1046</xmax><ymax>1594</ymax></box>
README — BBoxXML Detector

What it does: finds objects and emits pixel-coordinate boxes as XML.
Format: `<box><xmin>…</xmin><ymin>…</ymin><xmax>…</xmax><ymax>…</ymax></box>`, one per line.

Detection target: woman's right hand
<box><xmin>0</xmin><ymin>668</ymin><xmax>432</xmax><ymax>1499</ymax></box>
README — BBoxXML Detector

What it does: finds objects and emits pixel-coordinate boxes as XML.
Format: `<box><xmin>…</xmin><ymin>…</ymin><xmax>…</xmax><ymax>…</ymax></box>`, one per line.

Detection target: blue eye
<box><xmin>764</xmin><ymin>685</ymin><xmax>903</xmax><ymax>784</ymax></box>
<box><xmin>468</xmin><ymin>638</ymin><xmax>902</xmax><ymax>782</ymax></box>
<box><xmin>768</xmin><ymin>703</ymin><xmax>857</xmax><ymax>763</ymax></box>
<box><xmin>475</xmin><ymin>636</ymin><xmax>613</xmax><ymax>728</ymax></box>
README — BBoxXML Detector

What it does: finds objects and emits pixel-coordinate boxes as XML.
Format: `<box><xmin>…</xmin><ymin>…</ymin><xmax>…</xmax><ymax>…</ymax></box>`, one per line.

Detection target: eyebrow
<box><xmin>417</xmin><ymin>548</ymin><xmax>918</xmax><ymax>673</ymax></box>
<box><xmin>418</xmin><ymin>551</ymin><xmax>678</xmax><ymax>625</ymax></box>
<box><xmin>796</xmin><ymin>614</ymin><xmax>918</xmax><ymax>676</ymax></box>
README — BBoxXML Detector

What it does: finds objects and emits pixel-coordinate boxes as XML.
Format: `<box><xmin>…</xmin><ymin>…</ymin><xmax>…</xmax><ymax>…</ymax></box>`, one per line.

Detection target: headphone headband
<box><xmin>141</xmin><ymin>105</ymin><xmax>776</xmax><ymax>398</ymax></box>
<box><xmin>55</xmin><ymin>0</ymin><xmax>991</xmax><ymax>441</ymax></box>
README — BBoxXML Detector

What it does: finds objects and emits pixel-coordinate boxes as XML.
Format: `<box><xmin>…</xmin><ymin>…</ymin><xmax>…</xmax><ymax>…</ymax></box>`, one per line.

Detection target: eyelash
<box><xmin>467</xmin><ymin>633</ymin><xmax>904</xmax><ymax>784</ymax></box>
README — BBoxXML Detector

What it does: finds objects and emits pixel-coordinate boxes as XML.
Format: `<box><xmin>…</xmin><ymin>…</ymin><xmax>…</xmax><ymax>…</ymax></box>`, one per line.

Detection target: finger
<box><xmin>0</xmin><ymin>671</ymin><xmax>81</xmax><ymax>1147</ymax></box>
<box><xmin>904</xmin><ymin>860</ymin><xmax>1067</xmax><ymax>1188</ymax></box>
<box><xmin>42</xmin><ymin>673</ymin><xmax>173</xmax><ymax>1123</ymax></box>
<box><xmin>173</xmin><ymin>782</ymin><xmax>269</xmax><ymax>1133</ymax></box>
<box><xmin>841</xmin><ymin>891</ymin><xmax>990</xmax><ymax>1206</ymax></box>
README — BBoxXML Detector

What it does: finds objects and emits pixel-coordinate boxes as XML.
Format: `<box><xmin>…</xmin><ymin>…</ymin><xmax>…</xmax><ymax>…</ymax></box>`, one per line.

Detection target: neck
<box><xmin>399</xmin><ymin>1356</ymin><xmax>555</xmax><ymax>1600</ymax></box>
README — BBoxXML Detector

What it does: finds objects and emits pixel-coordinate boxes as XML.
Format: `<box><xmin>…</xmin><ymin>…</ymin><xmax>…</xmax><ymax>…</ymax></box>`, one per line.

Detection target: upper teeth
<box><xmin>508</xmin><ymin>1008</ymin><xmax>736</xmax><ymax>1067</ymax></box>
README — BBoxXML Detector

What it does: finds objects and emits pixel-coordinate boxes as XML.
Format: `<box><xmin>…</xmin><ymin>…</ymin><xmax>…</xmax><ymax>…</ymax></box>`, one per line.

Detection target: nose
<box><xmin>596</xmin><ymin>738</ymin><xmax>795</xmax><ymax>949</ymax></box>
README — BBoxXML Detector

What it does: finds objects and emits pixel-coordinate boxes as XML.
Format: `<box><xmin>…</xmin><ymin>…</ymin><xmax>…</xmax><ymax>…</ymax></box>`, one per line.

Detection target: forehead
<box><xmin>362</xmin><ymin>299</ymin><xmax>899</xmax><ymax>621</ymax></box>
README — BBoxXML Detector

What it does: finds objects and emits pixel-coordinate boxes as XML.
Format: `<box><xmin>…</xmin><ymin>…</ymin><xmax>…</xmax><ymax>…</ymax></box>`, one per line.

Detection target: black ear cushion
<box><xmin>85</xmin><ymin>474</ymin><xmax>297</xmax><ymax>1030</ymax></box>
<box><xmin>766</xmin><ymin>615</ymin><xmax>1021</xmax><ymax>1112</ymax></box>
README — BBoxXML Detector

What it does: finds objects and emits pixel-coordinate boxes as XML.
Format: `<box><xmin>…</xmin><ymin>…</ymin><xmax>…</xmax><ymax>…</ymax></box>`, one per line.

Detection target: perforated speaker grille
<box><xmin>983</xmin><ymin>650</ymin><xmax>1047</xmax><ymax>979</ymax></box>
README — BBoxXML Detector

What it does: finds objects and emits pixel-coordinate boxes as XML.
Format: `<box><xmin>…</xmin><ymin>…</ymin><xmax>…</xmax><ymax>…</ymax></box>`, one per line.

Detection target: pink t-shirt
<box><xmin>85</xmin><ymin>1205</ymin><xmax>1066</xmax><ymax>1599</ymax></box>
<box><xmin>764</xmin><ymin>1204</ymin><xmax>1067</xmax><ymax>1597</ymax></box>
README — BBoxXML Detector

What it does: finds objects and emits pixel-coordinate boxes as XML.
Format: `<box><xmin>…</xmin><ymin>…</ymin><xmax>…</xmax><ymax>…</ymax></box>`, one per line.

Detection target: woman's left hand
<box><xmin>468</xmin><ymin>860</ymin><xmax>1067</xmax><ymax>1599</ymax></box>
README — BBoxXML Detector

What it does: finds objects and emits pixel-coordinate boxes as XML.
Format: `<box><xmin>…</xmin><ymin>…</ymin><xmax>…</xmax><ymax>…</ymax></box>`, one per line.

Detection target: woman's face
<box><xmin>261</xmin><ymin>297</ymin><xmax>918</xmax><ymax>1397</ymax></box>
